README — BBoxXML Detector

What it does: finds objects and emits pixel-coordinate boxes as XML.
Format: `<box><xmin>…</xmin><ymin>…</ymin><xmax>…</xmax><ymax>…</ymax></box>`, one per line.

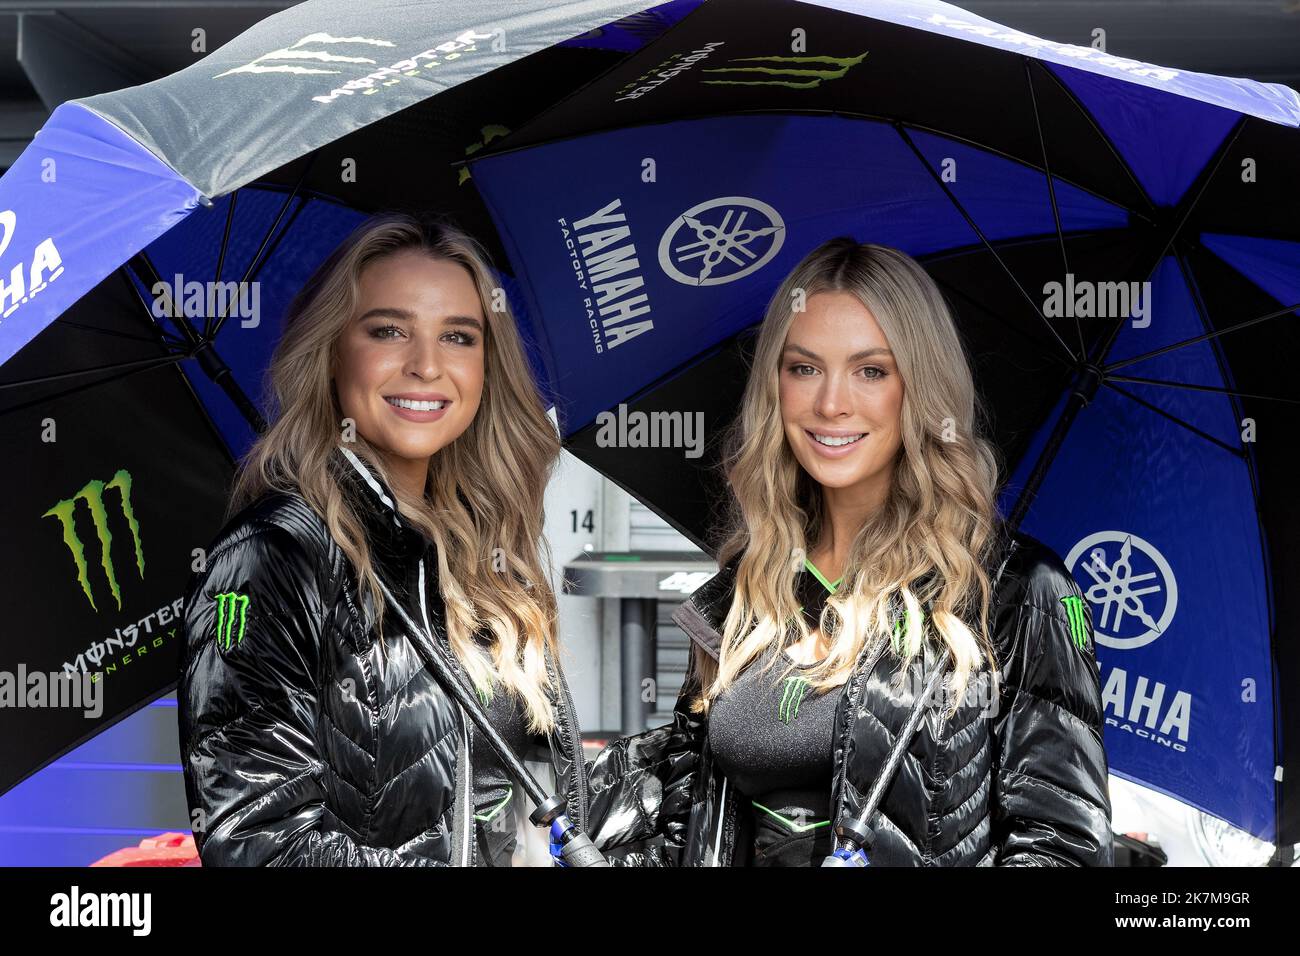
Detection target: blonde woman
<box><xmin>179</xmin><ymin>212</ymin><xmax>583</xmax><ymax>866</ymax></box>
<box><xmin>587</xmin><ymin>237</ymin><xmax>1112</xmax><ymax>866</ymax></box>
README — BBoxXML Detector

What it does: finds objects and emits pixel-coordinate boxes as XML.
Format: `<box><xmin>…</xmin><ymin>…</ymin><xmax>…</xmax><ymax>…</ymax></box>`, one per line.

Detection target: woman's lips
<box><xmin>805</xmin><ymin>428</ymin><xmax>867</xmax><ymax>459</ymax></box>
<box><xmin>385</xmin><ymin>396</ymin><xmax>451</xmax><ymax>423</ymax></box>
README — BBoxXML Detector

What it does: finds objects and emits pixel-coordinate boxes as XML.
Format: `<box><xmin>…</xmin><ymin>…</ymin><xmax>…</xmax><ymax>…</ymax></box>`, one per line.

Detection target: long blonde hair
<box><xmin>699</xmin><ymin>238</ymin><xmax>1002</xmax><ymax>720</ymax></box>
<box><xmin>229</xmin><ymin>211</ymin><xmax>561</xmax><ymax>732</ymax></box>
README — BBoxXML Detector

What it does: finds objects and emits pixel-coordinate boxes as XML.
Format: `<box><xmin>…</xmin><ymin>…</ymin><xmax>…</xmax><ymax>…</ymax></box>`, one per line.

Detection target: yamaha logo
<box><xmin>657</xmin><ymin>196</ymin><xmax>785</xmax><ymax>286</ymax></box>
<box><xmin>1064</xmin><ymin>531</ymin><xmax>1178</xmax><ymax>650</ymax></box>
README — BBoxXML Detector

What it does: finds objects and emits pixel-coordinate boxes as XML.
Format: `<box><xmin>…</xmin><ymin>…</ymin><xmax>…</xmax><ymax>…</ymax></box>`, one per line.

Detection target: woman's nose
<box><xmin>815</xmin><ymin>372</ymin><xmax>850</xmax><ymax>417</ymax></box>
<box><xmin>404</xmin><ymin>334</ymin><xmax>441</xmax><ymax>380</ymax></box>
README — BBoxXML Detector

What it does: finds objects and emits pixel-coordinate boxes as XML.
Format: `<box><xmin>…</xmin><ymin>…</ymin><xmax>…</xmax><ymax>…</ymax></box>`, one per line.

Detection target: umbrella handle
<box><xmin>822</xmin><ymin>646</ymin><xmax>953</xmax><ymax>867</ymax></box>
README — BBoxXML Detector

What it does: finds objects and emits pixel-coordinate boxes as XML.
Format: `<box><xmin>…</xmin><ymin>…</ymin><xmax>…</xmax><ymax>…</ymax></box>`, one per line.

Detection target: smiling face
<box><xmin>779</xmin><ymin>290</ymin><xmax>905</xmax><ymax>508</ymax></box>
<box><xmin>332</xmin><ymin>250</ymin><xmax>486</xmax><ymax>493</ymax></box>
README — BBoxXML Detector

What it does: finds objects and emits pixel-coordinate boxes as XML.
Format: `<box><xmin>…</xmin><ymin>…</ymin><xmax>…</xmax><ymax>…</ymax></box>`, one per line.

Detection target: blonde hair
<box><xmin>698</xmin><ymin>238</ymin><xmax>1002</xmax><ymax>720</ymax></box>
<box><xmin>229</xmin><ymin>211</ymin><xmax>561</xmax><ymax>732</ymax></box>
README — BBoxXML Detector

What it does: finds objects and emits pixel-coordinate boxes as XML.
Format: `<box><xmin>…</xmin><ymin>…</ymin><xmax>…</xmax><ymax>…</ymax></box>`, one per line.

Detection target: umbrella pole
<box><xmin>372</xmin><ymin>573</ymin><xmax>608</xmax><ymax>867</ymax></box>
<box><xmin>192</xmin><ymin>338</ymin><xmax>267</xmax><ymax>433</ymax></box>
<box><xmin>1007</xmin><ymin>365</ymin><xmax>1101</xmax><ymax>529</ymax></box>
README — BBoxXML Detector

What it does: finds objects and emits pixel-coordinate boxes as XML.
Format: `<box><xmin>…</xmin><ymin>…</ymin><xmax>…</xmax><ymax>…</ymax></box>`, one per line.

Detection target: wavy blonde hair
<box><xmin>697</xmin><ymin>238</ymin><xmax>1002</xmax><ymax>720</ymax></box>
<box><xmin>229</xmin><ymin>211</ymin><xmax>561</xmax><ymax>732</ymax></box>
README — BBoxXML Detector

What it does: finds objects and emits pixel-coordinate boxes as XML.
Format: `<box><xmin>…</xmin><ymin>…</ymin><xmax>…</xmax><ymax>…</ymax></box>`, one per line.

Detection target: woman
<box><xmin>178</xmin><ymin>212</ymin><xmax>585</xmax><ymax>866</ymax></box>
<box><xmin>586</xmin><ymin>238</ymin><xmax>1112</xmax><ymax>866</ymax></box>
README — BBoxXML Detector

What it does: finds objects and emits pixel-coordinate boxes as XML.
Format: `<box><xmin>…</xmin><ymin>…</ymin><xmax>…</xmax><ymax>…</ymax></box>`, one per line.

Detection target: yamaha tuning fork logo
<box><xmin>658</xmin><ymin>196</ymin><xmax>785</xmax><ymax>286</ymax></box>
<box><xmin>1065</xmin><ymin>531</ymin><xmax>1178</xmax><ymax>650</ymax></box>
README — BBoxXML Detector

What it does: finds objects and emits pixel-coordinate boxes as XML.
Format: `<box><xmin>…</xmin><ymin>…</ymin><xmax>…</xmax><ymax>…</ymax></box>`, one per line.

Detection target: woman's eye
<box><xmin>370</xmin><ymin>324</ymin><xmax>403</xmax><ymax>339</ymax></box>
<box><xmin>443</xmin><ymin>330</ymin><xmax>478</xmax><ymax>346</ymax></box>
<box><xmin>789</xmin><ymin>363</ymin><xmax>816</xmax><ymax>376</ymax></box>
<box><xmin>860</xmin><ymin>366</ymin><xmax>887</xmax><ymax>380</ymax></box>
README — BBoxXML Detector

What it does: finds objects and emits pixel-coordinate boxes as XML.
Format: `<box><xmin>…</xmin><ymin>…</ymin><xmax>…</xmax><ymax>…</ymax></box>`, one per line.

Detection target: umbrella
<box><xmin>1</xmin><ymin>0</ymin><xmax>1296</xmax><ymax>857</ymax></box>
<box><xmin>0</xmin><ymin>0</ymin><xmax>698</xmax><ymax>807</ymax></box>
<box><xmin>457</xmin><ymin>0</ymin><xmax>1300</xmax><ymax>849</ymax></box>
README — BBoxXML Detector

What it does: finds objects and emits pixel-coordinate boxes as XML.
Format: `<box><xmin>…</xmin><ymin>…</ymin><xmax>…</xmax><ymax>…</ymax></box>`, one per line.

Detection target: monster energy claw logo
<box><xmin>215</xmin><ymin>592</ymin><xmax>250</xmax><ymax>651</ymax></box>
<box><xmin>1061</xmin><ymin>595</ymin><xmax>1088</xmax><ymax>650</ymax></box>
<box><xmin>43</xmin><ymin>469</ymin><xmax>144</xmax><ymax>613</ymax></box>
<box><xmin>701</xmin><ymin>52</ymin><xmax>868</xmax><ymax>89</ymax></box>
<box><xmin>779</xmin><ymin>675</ymin><xmax>811</xmax><ymax>723</ymax></box>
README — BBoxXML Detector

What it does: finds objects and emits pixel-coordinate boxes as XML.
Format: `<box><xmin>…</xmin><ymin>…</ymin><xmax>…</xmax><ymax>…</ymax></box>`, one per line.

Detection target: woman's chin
<box><xmin>801</xmin><ymin>459</ymin><xmax>884</xmax><ymax>492</ymax></box>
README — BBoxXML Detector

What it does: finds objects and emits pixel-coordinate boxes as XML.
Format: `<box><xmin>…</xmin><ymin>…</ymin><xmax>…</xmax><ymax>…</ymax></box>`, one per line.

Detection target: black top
<box><xmin>472</xmin><ymin>680</ymin><xmax>548</xmax><ymax>867</ymax></box>
<box><xmin>707</xmin><ymin>560</ymin><xmax>846</xmax><ymax>867</ymax></box>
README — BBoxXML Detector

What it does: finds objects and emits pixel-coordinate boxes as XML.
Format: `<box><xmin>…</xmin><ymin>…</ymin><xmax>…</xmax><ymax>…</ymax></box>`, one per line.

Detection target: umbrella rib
<box><xmin>1024</xmin><ymin>58</ymin><xmax>1084</xmax><ymax>360</ymax></box>
<box><xmin>891</xmin><ymin>115</ymin><xmax>1155</xmax><ymax>225</ymax></box>
<box><xmin>213</xmin><ymin>158</ymin><xmax>317</xmax><ymax>348</ymax></box>
<box><xmin>0</xmin><ymin>354</ymin><xmax>186</xmax><ymax>419</ymax></box>
<box><xmin>0</xmin><ymin>352</ymin><xmax>184</xmax><ymax>392</ymax></box>
<box><xmin>1106</xmin><ymin>373</ymin><xmax>1300</xmax><ymax>405</ymax></box>
<box><xmin>894</xmin><ymin>121</ymin><xmax>1078</xmax><ymax>365</ymax></box>
<box><xmin>1090</xmin><ymin>118</ymin><xmax>1248</xmax><ymax>370</ymax></box>
<box><xmin>117</xmin><ymin>262</ymin><xmax>190</xmax><ymax>349</ymax></box>
<box><xmin>1104</xmin><ymin>302</ymin><xmax>1299</xmax><ymax>372</ymax></box>
<box><xmin>930</xmin><ymin>276</ymin><xmax>1073</xmax><ymax>369</ymax></box>
<box><xmin>128</xmin><ymin>252</ymin><xmax>203</xmax><ymax>350</ymax></box>
<box><xmin>211</xmin><ymin>195</ymin><xmax>308</xmax><ymax>344</ymax></box>
<box><xmin>53</xmin><ymin>317</ymin><xmax>180</xmax><ymax>348</ymax></box>
<box><xmin>1102</xmin><ymin>379</ymin><xmax>1244</xmax><ymax>458</ymax></box>
<box><xmin>1033</xmin><ymin>59</ymin><xmax>1157</xmax><ymax>218</ymax></box>
<box><xmin>1145</xmin><ymin>120</ymin><xmax>1247</xmax><ymax>275</ymax></box>
<box><xmin>204</xmin><ymin>188</ymin><xmax>240</xmax><ymax>340</ymax></box>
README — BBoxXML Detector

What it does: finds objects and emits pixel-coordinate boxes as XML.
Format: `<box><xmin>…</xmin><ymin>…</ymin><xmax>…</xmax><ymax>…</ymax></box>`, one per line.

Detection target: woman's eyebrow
<box><xmin>444</xmin><ymin>314</ymin><xmax>484</xmax><ymax>332</ymax></box>
<box><xmin>357</xmin><ymin>306</ymin><xmax>414</xmax><ymax>322</ymax></box>
<box><xmin>783</xmin><ymin>344</ymin><xmax>893</xmax><ymax>361</ymax></box>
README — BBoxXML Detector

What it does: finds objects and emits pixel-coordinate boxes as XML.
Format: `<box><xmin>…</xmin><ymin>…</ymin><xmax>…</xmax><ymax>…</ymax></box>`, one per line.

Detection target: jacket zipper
<box><xmin>830</xmin><ymin>636</ymin><xmax>892</xmax><ymax>823</ymax></box>
<box><xmin>711</xmin><ymin>776</ymin><xmax>728</xmax><ymax>866</ymax></box>
<box><xmin>419</xmin><ymin>556</ymin><xmax>473</xmax><ymax>866</ymax></box>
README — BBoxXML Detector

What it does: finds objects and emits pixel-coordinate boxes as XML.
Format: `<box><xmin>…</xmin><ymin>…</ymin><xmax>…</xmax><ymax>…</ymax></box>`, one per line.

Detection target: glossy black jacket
<box><xmin>586</xmin><ymin>528</ymin><xmax>1113</xmax><ymax>866</ymax></box>
<box><xmin>178</xmin><ymin>445</ymin><xmax>588</xmax><ymax>866</ymax></box>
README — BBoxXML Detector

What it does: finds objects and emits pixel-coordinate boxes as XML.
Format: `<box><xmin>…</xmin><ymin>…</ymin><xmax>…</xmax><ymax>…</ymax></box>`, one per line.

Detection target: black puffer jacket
<box><xmin>586</xmin><ymin>528</ymin><xmax>1113</xmax><ymax>866</ymax></box>
<box><xmin>179</xmin><ymin>444</ymin><xmax>588</xmax><ymax>866</ymax></box>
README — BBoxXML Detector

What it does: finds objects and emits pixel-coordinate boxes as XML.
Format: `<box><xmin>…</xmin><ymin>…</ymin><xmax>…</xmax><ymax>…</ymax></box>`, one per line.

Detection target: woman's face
<box><xmin>779</xmin><ymin>290</ymin><xmax>905</xmax><ymax>501</ymax></box>
<box><xmin>333</xmin><ymin>250</ymin><xmax>485</xmax><ymax>475</ymax></box>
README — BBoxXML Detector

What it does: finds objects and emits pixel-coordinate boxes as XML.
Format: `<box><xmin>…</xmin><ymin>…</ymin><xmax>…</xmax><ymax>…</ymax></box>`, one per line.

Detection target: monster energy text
<box><xmin>62</xmin><ymin>597</ymin><xmax>184</xmax><ymax>678</ymax></box>
<box><xmin>614</xmin><ymin>41</ymin><xmax>725</xmax><ymax>101</ymax></box>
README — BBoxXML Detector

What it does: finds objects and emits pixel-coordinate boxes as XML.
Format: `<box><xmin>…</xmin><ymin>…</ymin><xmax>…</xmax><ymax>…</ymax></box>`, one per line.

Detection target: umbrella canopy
<box><xmin>459</xmin><ymin>0</ymin><xmax>1300</xmax><ymax>847</ymax></box>
<box><xmin>1</xmin><ymin>0</ymin><xmax>1297</xmax><ymax>854</ymax></box>
<box><xmin>0</xmin><ymin>0</ymin><xmax>697</xmax><ymax>800</ymax></box>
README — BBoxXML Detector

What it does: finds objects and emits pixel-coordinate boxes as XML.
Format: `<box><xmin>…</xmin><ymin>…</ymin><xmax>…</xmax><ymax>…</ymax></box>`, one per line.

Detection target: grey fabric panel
<box><xmin>73</xmin><ymin>0</ymin><xmax>661</xmax><ymax>198</ymax></box>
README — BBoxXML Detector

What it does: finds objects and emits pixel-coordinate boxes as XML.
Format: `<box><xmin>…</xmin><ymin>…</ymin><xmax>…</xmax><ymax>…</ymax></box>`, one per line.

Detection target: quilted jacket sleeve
<box><xmin>586</xmin><ymin>653</ymin><xmax>706</xmax><ymax>867</ymax></box>
<box><xmin>179</xmin><ymin>522</ymin><xmax>445</xmax><ymax>867</ymax></box>
<box><xmin>988</xmin><ymin>537</ymin><xmax>1114</xmax><ymax>866</ymax></box>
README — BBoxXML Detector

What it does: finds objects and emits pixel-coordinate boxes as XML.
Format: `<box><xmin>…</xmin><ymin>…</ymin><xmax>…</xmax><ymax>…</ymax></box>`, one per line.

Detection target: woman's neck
<box><xmin>809</xmin><ymin>478</ymin><xmax>888</xmax><ymax>581</ymax></box>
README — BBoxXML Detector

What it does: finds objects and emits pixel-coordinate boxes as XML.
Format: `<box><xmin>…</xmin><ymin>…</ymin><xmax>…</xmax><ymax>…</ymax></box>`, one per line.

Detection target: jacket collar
<box><xmin>672</xmin><ymin>521</ymin><xmax>1020</xmax><ymax>661</ymax></box>
<box><xmin>333</xmin><ymin>443</ymin><xmax>428</xmax><ymax>562</ymax></box>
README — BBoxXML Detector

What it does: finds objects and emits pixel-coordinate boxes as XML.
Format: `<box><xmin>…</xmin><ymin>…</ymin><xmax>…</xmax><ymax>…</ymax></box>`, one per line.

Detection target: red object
<box><xmin>90</xmin><ymin>831</ymin><xmax>202</xmax><ymax>867</ymax></box>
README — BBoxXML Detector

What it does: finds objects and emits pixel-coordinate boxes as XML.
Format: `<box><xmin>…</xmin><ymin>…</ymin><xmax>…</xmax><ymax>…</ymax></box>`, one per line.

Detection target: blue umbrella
<box><xmin>0</xmin><ymin>0</ymin><xmax>694</xmax><ymax>811</ymax></box>
<box><xmin>0</xmin><ymin>0</ymin><xmax>1297</xmax><ymax>856</ymax></box>
<box><xmin>460</xmin><ymin>0</ymin><xmax>1300</xmax><ymax>850</ymax></box>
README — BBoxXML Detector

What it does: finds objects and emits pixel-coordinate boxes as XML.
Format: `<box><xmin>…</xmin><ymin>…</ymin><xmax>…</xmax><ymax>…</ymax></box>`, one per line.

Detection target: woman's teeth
<box><xmin>386</xmin><ymin>397</ymin><xmax>448</xmax><ymax>411</ymax></box>
<box><xmin>810</xmin><ymin>432</ymin><xmax>865</xmax><ymax>447</ymax></box>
